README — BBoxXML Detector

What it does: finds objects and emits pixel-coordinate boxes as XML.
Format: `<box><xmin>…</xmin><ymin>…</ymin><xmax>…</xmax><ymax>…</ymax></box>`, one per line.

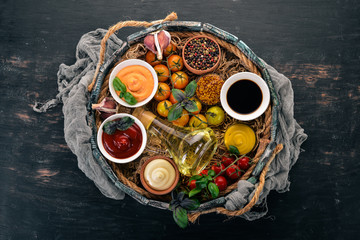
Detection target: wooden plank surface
<box><xmin>1</xmin><ymin>0</ymin><xmax>359</xmax><ymax>239</ymax></box>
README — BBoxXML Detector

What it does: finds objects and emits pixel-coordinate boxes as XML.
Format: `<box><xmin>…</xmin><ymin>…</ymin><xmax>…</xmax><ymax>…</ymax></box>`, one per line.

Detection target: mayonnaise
<box><xmin>144</xmin><ymin>159</ymin><xmax>176</xmax><ymax>191</ymax></box>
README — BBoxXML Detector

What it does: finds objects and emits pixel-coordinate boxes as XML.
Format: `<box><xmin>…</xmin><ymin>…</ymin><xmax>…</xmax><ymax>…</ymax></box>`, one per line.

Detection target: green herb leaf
<box><xmin>113</xmin><ymin>77</ymin><xmax>127</xmax><ymax>93</ymax></box>
<box><xmin>123</xmin><ymin>92</ymin><xmax>138</xmax><ymax>105</ymax></box>
<box><xmin>172</xmin><ymin>88</ymin><xmax>186</xmax><ymax>102</ymax></box>
<box><xmin>185</xmin><ymin>80</ymin><xmax>197</xmax><ymax>98</ymax></box>
<box><xmin>103</xmin><ymin>121</ymin><xmax>117</xmax><ymax>135</ymax></box>
<box><xmin>167</xmin><ymin>103</ymin><xmax>183</xmax><ymax>121</ymax></box>
<box><xmin>229</xmin><ymin>145</ymin><xmax>240</xmax><ymax>156</ymax></box>
<box><xmin>207</xmin><ymin>169</ymin><xmax>216</xmax><ymax>177</ymax></box>
<box><xmin>173</xmin><ymin>207</ymin><xmax>188</xmax><ymax>229</ymax></box>
<box><xmin>183</xmin><ymin>99</ymin><xmax>198</xmax><ymax>113</ymax></box>
<box><xmin>179</xmin><ymin>198</ymin><xmax>200</xmax><ymax>211</ymax></box>
<box><xmin>115</xmin><ymin>116</ymin><xmax>135</xmax><ymax>131</ymax></box>
<box><xmin>119</xmin><ymin>92</ymin><xmax>124</xmax><ymax>98</ymax></box>
<box><xmin>208</xmin><ymin>182</ymin><xmax>219</xmax><ymax>199</ymax></box>
<box><xmin>188</xmin><ymin>175</ymin><xmax>202</xmax><ymax>182</ymax></box>
<box><xmin>188</xmin><ymin>188</ymin><xmax>202</xmax><ymax>198</ymax></box>
<box><xmin>196</xmin><ymin>178</ymin><xmax>208</xmax><ymax>189</ymax></box>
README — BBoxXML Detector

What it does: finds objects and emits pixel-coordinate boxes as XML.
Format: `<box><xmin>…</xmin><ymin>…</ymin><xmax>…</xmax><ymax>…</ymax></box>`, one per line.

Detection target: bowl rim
<box><xmin>108</xmin><ymin>59</ymin><xmax>158</xmax><ymax>108</ymax></box>
<box><xmin>182</xmin><ymin>35</ymin><xmax>221</xmax><ymax>75</ymax></box>
<box><xmin>140</xmin><ymin>155</ymin><xmax>180</xmax><ymax>195</ymax></box>
<box><xmin>97</xmin><ymin>113</ymin><xmax>147</xmax><ymax>164</ymax></box>
<box><xmin>220</xmin><ymin>72</ymin><xmax>270</xmax><ymax>121</ymax></box>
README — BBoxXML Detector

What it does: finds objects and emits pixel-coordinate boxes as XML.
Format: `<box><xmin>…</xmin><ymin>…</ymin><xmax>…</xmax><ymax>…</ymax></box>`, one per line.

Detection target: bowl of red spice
<box><xmin>182</xmin><ymin>35</ymin><xmax>221</xmax><ymax>75</ymax></box>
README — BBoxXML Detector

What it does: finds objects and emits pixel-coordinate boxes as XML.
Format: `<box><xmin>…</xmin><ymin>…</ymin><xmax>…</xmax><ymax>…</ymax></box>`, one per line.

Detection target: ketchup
<box><xmin>102</xmin><ymin>122</ymin><xmax>142</xmax><ymax>159</ymax></box>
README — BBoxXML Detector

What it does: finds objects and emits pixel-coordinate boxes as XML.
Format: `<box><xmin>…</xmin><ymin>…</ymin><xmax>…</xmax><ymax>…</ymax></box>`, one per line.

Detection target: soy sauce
<box><xmin>226</xmin><ymin>80</ymin><xmax>262</xmax><ymax>114</ymax></box>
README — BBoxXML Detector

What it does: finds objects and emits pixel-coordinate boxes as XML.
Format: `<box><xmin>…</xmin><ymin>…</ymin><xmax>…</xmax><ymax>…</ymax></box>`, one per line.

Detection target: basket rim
<box><xmin>87</xmin><ymin>21</ymin><xmax>280</xmax><ymax>212</ymax></box>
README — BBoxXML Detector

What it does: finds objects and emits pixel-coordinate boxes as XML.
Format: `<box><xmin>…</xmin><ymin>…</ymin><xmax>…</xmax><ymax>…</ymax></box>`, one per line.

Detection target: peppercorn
<box><xmin>184</xmin><ymin>37</ymin><xmax>220</xmax><ymax>71</ymax></box>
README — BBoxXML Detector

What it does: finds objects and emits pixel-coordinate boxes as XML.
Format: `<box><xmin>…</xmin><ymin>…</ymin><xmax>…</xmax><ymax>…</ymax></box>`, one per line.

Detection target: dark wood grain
<box><xmin>1</xmin><ymin>0</ymin><xmax>359</xmax><ymax>239</ymax></box>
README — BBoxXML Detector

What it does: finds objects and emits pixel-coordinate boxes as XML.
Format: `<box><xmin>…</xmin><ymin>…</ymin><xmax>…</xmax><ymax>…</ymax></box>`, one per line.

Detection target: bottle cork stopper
<box><xmin>132</xmin><ymin>107</ymin><xmax>156</xmax><ymax>130</ymax></box>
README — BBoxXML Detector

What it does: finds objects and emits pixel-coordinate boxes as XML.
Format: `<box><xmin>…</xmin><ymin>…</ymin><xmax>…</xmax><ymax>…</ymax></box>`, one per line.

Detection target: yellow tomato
<box><xmin>189</xmin><ymin>114</ymin><xmax>208</xmax><ymax>129</ymax></box>
<box><xmin>171</xmin><ymin>109</ymin><xmax>189</xmax><ymax>127</ymax></box>
<box><xmin>157</xmin><ymin>100</ymin><xmax>172</xmax><ymax>117</ymax></box>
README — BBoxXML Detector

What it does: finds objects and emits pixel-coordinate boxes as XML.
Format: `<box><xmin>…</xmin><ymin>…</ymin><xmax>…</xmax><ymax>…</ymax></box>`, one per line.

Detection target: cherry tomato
<box><xmin>190</xmin><ymin>98</ymin><xmax>202</xmax><ymax>115</ymax></box>
<box><xmin>168</xmin><ymin>54</ymin><xmax>183</xmax><ymax>72</ymax></box>
<box><xmin>169</xmin><ymin>89</ymin><xmax>184</xmax><ymax>104</ymax></box>
<box><xmin>200</xmin><ymin>169</ymin><xmax>208</xmax><ymax>176</ymax></box>
<box><xmin>163</xmin><ymin>42</ymin><xmax>177</xmax><ymax>57</ymax></box>
<box><xmin>189</xmin><ymin>114</ymin><xmax>208</xmax><ymax>129</ymax></box>
<box><xmin>145</xmin><ymin>51</ymin><xmax>161</xmax><ymax>66</ymax></box>
<box><xmin>226</xmin><ymin>165</ymin><xmax>241</xmax><ymax>180</ymax></box>
<box><xmin>154</xmin><ymin>83</ymin><xmax>171</xmax><ymax>101</ymax></box>
<box><xmin>157</xmin><ymin>100</ymin><xmax>172</xmax><ymax>117</ymax></box>
<box><xmin>153</xmin><ymin>64</ymin><xmax>170</xmax><ymax>82</ymax></box>
<box><xmin>189</xmin><ymin>180</ymin><xmax>196</xmax><ymax>190</ymax></box>
<box><xmin>170</xmin><ymin>71</ymin><xmax>189</xmax><ymax>89</ymax></box>
<box><xmin>171</xmin><ymin>109</ymin><xmax>189</xmax><ymax>127</ymax></box>
<box><xmin>211</xmin><ymin>163</ymin><xmax>225</xmax><ymax>176</ymax></box>
<box><xmin>237</xmin><ymin>156</ymin><xmax>250</xmax><ymax>171</ymax></box>
<box><xmin>214</xmin><ymin>176</ymin><xmax>227</xmax><ymax>191</ymax></box>
<box><xmin>221</xmin><ymin>155</ymin><xmax>235</xmax><ymax>167</ymax></box>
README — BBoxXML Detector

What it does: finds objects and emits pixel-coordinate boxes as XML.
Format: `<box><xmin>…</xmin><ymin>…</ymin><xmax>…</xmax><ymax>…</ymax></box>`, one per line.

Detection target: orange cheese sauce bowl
<box><xmin>109</xmin><ymin>59</ymin><xmax>158</xmax><ymax>108</ymax></box>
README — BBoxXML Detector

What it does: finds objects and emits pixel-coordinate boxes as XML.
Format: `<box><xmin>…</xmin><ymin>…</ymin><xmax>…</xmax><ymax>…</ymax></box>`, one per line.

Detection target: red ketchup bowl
<box><xmin>97</xmin><ymin>113</ymin><xmax>147</xmax><ymax>163</ymax></box>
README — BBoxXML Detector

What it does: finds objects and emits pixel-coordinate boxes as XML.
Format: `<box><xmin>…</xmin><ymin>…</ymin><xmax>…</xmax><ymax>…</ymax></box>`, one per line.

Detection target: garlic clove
<box><xmin>92</xmin><ymin>97</ymin><xmax>117</xmax><ymax>120</ymax></box>
<box><xmin>144</xmin><ymin>34</ymin><xmax>157</xmax><ymax>54</ymax></box>
<box><xmin>144</xmin><ymin>30</ymin><xmax>171</xmax><ymax>60</ymax></box>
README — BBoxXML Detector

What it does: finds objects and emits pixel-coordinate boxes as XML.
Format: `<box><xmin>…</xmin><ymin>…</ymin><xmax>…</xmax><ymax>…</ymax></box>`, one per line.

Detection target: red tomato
<box><xmin>189</xmin><ymin>180</ymin><xmax>196</xmax><ymax>190</ymax></box>
<box><xmin>226</xmin><ymin>165</ymin><xmax>241</xmax><ymax>180</ymax></box>
<box><xmin>214</xmin><ymin>176</ymin><xmax>227</xmax><ymax>191</ymax></box>
<box><xmin>221</xmin><ymin>155</ymin><xmax>235</xmax><ymax>167</ymax></box>
<box><xmin>237</xmin><ymin>156</ymin><xmax>250</xmax><ymax>171</ymax></box>
<box><xmin>211</xmin><ymin>163</ymin><xmax>225</xmax><ymax>176</ymax></box>
<box><xmin>200</xmin><ymin>169</ymin><xmax>208</xmax><ymax>176</ymax></box>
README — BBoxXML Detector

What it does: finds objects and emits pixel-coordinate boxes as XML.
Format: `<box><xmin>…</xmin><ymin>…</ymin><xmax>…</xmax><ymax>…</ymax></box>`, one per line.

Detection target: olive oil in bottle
<box><xmin>133</xmin><ymin>108</ymin><xmax>218</xmax><ymax>176</ymax></box>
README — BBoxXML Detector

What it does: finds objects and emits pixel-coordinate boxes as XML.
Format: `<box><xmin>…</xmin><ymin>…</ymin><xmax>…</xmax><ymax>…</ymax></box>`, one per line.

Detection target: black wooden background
<box><xmin>1</xmin><ymin>0</ymin><xmax>359</xmax><ymax>239</ymax></box>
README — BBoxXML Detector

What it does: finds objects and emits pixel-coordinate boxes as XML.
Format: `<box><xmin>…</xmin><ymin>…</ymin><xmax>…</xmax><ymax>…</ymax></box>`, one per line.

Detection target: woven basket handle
<box><xmin>87</xmin><ymin>12</ymin><xmax>178</xmax><ymax>92</ymax></box>
<box><xmin>188</xmin><ymin>143</ymin><xmax>284</xmax><ymax>223</ymax></box>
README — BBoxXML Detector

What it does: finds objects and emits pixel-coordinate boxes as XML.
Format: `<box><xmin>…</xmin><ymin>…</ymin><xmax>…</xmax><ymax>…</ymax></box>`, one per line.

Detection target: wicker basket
<box><xmin>87</xmin><ymin>14</ymin><xmax>282</xmax><ymax>222</ymax></box>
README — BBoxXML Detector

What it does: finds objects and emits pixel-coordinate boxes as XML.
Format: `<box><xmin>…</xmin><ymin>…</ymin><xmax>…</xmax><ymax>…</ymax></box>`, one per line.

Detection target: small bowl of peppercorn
<box><xmin>182</xmin><ymin>35</ymin><xmax>221</xmax><ymax>75</ymax></box>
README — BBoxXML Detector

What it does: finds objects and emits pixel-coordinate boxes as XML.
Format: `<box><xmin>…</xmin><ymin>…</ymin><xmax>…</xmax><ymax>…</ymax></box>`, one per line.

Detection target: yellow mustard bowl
<box><xmin>224</xmin><ymin>124</ymin><xmax>256</xmax><ymax>155</ymax></box>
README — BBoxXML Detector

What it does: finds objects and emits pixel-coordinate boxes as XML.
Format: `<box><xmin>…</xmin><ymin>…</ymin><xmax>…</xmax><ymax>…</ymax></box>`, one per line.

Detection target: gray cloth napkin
<box><xmin>33</xmin><ymin>28</ymin><xmax>307</xmax><ymax>219</ymax></box>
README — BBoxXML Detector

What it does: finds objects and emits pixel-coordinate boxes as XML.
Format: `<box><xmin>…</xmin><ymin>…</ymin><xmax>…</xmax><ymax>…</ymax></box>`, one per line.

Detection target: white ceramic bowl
<box><xmin>97</xmin><ymin>113</ymin><xmax>147</xmax><ymax>164</ymax></box>
<box><xmin>108</xmin><ymin>59</ymin><xmax>158</xmax><ymax>108</ymax></box>
<box><xmin>220</xmin><ymin>72</ymin><xmax>270</xmax><ymax>121</ymax></box>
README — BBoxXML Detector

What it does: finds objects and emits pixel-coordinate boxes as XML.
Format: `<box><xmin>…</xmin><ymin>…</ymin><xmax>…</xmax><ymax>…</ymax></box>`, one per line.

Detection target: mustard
<box><xmin>224</xmin><ymin>124</ymin><xmax>256</xmax><ymax>155</ymax></box>
<box><xmin>144</xmin><ymin>159</ymin><xmax>176</xmax><ymax>191</ymax></box>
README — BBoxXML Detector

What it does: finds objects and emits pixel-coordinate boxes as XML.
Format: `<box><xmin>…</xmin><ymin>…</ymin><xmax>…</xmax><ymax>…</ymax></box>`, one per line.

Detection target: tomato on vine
<box><xmin>171</xmin><ymin>71</ymin><xmax>189</xmax><ymax>89</ymax></box>
<box><xmin>226</xmin><ymin>165</ymin><xmax>241</xmax><ymax>180</ymax></box>
<box><xmin>154</xmin><ymin>83</ymin><xmax>171</xmax><ymax>101</ymax></box>
<box><xmin>154</xmin><ymin>64</ymin><xmax>170</xmax><ymax>82</ymax></box>
<box><xmin>145</xmin><ymin>51</ymin><xmax>161</xmax><ymax>66</ymax></box>
<box><xmin>214</xmin><ymin>176</ymin><xmax>227</xmax><ymax>191</ymax></box>
<box><xmin>168</xmin><ymin>54</ymin><xmax>183</xmax><ymax>72</ymax></box>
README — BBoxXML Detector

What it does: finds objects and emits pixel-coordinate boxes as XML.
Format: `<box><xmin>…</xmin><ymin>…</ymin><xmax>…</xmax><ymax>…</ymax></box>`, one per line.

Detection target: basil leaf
<box><xmin>196</xmin><ymin>178</ymin><xmax>208</xmax><ymax>189</ymax></box>
<box><xmin>188</xmin><ymin>175</ymin><xmax>202</xmax><ymax>182</ymax></box>
<box><xmin>116</xmin><ymin>117</ymin><xmax>135</xmax><ymax>131</ymax></box>
<box><xmin>173</xmin><ymin>207</ymin><xmax>188</xmax><ymax>229</ymax></box>
<box><xmin>229</xmin><ymin>145</ymin><xmax>240</xmax><ymax>156</ymax></box>
<box><xmin>123</xmin><ymin>92</ymin><xmax>137</xmax><ymax>105</ymax></box>
<box><xmin>172</xmin><ymin>89</ymin><xmax>186</xmax><ymax>102</ymax></box>
<box><xmin>185</xmin><ymin>80</ymin><xmax>197</xmax><ymax>98</ymax></box>
<box><xmin>119</xmin><ymin>92</ymin><xmax>124</xmax><ymax>98</ymax></box>
<box><xmin>177</xmin><ymin>192</ymin><xmax>185</xmax><ymax>202</ymax></box>
<box><xmin>183</xmin><ymin>99</ymin><xmax>198</xmax><ymax>113</ymax></box>
<box><xmin>113</xmin><ymin>77</ymin><xmax>126</xmax><ymax>93</ymax></box>
<box><xmin>188</xmin><ymin>188</ymin><xmax>201</xmax><ymax>198</ymax></box>
<box><xmin>167</xmin><ymin>104</ymin><xmax>183</xmax><ymax>122</ymax></box>
<box><xmin>207</xmin><ymin>169</ymin><xmax>215</xmax><ymax>177</ymax></box>
<box><xmin>103</xmin><ymin>121</ymin><xmax>117</xmax><ymax>135</ymax></box>
<box><xmin>179</xmin><ymin>198</ymin><xmax>200</xmax><ymax>211</ymax></box>
<box><xmin>208</xmin><ymin>182</ymin><xmax>219</xmax><ymax>199</ymax></box>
